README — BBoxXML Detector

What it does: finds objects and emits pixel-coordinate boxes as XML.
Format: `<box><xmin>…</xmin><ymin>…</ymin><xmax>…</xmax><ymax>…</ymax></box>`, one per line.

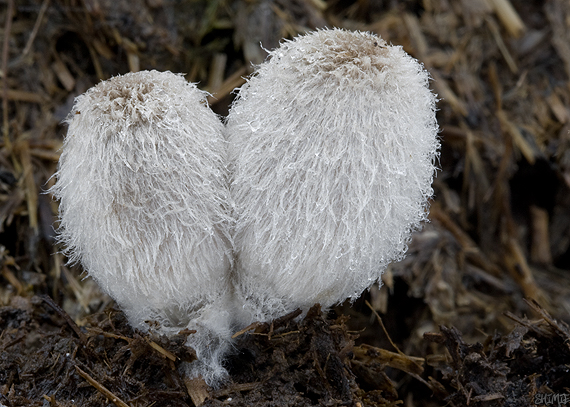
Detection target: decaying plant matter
<box><xmin>1</xmin><ymin>0</ymin><xmax>569</xmax><ymax>405</ymax></box>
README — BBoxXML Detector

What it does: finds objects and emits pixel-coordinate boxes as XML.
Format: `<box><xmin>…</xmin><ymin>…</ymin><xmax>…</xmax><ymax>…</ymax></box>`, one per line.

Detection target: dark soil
<box><xmin>1</xmin><ymin>0</ymin><xmax>570</xmax><ymax>406</ymax></box>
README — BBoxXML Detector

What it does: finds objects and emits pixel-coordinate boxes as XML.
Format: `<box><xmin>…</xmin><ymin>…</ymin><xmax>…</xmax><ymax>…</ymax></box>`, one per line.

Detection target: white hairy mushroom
<box><xmin>50</xmin><ymin>70</ymin><xmax>234</xmax><ymax>386</ymax></box>
<box><xmin>227</xmin><ymin>29</ymin><xmax>439</xmax><ymax>325</ymax></box>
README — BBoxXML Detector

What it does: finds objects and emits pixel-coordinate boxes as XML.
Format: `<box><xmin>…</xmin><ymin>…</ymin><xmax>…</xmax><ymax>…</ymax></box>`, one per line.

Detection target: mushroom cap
<box><xmin>227</xmin><ymin>29</ymin><xmax>439</xmax><ymax>324</ymax></box>
<box><xmin>51</xmin><ymin>70</ymin><xmax>234</xmax><ymax>385</ymax></box>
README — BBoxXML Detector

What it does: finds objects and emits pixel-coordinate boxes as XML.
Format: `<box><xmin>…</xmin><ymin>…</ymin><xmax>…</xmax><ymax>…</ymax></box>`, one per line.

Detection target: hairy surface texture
<box><xmin>227</xmin><ymin>29</ymin><xmax>440</xmax><ymax>325</ymax></box>
<box><xmin>50</xmin><ymin>70</ymin><xmax>234</xmax><ymax>385</ymax></box>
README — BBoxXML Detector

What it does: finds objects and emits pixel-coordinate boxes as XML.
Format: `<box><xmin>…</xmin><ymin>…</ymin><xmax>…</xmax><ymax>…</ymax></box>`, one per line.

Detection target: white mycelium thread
<box><xmin>227</xmin><ymin>29</ymin><xmax>440</xmax><ymax>325</ymax></box>
<box><xmin>51</xmin><ymin>70</ymin><xmax>234</xmax><ymax>385</ymax></box>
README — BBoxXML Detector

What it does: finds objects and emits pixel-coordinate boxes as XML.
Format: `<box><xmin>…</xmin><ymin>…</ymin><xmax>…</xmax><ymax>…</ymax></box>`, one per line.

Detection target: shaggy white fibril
<box><xmin>227</xmin><ymin>29</ymin><xmax>439</xmax><ymax>325</ymax></box>
<box><xmin>50</xmin><ymin>70</ymin><xmax>234</xmax><ymax>385</ymax></box>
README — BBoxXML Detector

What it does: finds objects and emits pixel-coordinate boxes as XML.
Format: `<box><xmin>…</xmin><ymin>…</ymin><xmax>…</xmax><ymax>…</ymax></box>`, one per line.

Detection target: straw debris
<box><xmin>1</xmin><ymin>0</ymin><xmax>569</xmax><ymax>405</ymax></box>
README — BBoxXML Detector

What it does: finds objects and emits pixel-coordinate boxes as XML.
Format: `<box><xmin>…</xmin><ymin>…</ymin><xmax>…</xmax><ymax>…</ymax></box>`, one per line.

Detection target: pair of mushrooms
<box><xmin>51</xmin><ymin>29</ymin><xmax>439</xmax><ymax>386</ymax></box>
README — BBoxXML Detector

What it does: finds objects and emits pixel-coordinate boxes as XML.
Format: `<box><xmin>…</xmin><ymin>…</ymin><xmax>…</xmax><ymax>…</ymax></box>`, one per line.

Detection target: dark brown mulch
<box><xmin>0</xmin><ymin>298</ymin><xmax>404</xmax><ymax>406</ymax></box>
<box><xmin>2</xmin><ymin>295</ymin><xmax>570</xmax><ymax>406</ymax></box>
<box><xmin>425</xmin><ymin>300</ymin><xmax>570</xmax><ymax>407</ymax></box>
<box><xmin>1</xmin><ymin>0</ymin><xmax>570</xmax><ymax>405</ymax></box>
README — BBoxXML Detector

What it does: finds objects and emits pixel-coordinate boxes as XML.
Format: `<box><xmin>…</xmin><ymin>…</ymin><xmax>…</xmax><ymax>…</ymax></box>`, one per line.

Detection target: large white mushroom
<box><xmin>50</xmin><ymin>70</ymin><xmax>234</xmax><ymax>386</ymax></box>
<box><xmin>227</xmin><ymin>29</ymin><xmax>440</xmax><ymax>326</ymax></box>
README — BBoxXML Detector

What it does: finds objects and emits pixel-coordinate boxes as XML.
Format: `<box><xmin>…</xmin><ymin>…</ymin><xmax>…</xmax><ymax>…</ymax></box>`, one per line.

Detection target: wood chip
<box><xmin>489</xmin><ymin>0</ymin><xmax>526</xmax><ymax>38</ymax></box>
<box><xmin>530</xmin><ymin>205</ymin><xmax>552</xmax><ymax>265</ymax></box>
<box><xmin>51</xmin><ymin>58</ymin><xmax>75</xmax><ymax>92</ymax></box>
<box><xmin>497</xmin><ymin>110</ymin><xmax>536</xmax><ymax>164</ymax></box>
<box><xmin>3</xmin><ymin>89</ymin><xmax>45</xmax><ymax>103</ymax></box>
<box><xmin>75</xmin><ymin>366</ymin><xmax>131</xmax><ymax>407</ymax></box>
<box><xmin>146</xmin><ymin>338</ymin><xmax>178</xmax><ymax>362</ymax></box>
<box><xmin>184</xmin><ymin>376</ymin><xmax>209</xmax><ymax>407</ymax></box>
<box><xmin>17</xmin><ymin>140</ymin><xmax>38</xmax><ymax>232</ymax></box>
<box><xmin>546</xmin><ymin>91</ymin><xmax>569</xmax><ymax>123</ymax></box>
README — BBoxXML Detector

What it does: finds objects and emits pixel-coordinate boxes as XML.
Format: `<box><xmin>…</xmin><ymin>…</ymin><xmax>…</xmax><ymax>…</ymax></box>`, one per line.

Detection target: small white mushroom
<box><xmin>226</xmin><ymin>29</ymin><xmax>440</xmax><ymax>325</ymax></box>
<box><xmin>50</xmin><ymin>70</ymin><xmax>234</xmax><ymax>386</ymax></box>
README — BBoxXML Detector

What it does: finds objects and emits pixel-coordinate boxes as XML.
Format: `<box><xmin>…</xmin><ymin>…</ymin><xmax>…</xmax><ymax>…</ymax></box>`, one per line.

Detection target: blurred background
<box><xmin>1</xmin><ymin>0</ymin><xmax>569</xmax><ymax>405</ymax></box>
